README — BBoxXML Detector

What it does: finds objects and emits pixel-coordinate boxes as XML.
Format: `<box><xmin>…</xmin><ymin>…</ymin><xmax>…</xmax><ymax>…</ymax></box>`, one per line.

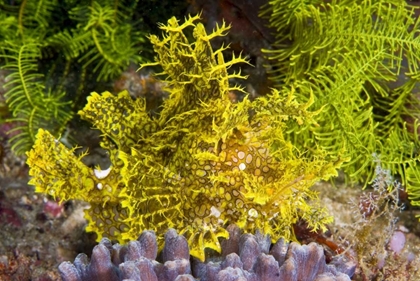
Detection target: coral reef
<box><xmin>59</xmin><ymin>226</ymin><xmax>355</xmax><ymax>281</ymax></box>
<box><xmin>3</xmin><ymin>1</ymin><xmax>420</xmax><ymax>280</ymax></box>
<box><xmin>0</xmin><ymin>173</ymin><xmax>96</xmax><ymax>281</ymax></box>
<box><xmin>336</xmin><ymin>161</ymin><xmax>420</xmax><ymax>279</ymax></box>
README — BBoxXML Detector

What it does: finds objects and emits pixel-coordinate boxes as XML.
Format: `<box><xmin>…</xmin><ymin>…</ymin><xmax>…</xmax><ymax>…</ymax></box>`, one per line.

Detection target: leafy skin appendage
<box><xmin>27</xmin><ymin>15</ymin><xmax>340</xmax><ymax>261</ymax></box>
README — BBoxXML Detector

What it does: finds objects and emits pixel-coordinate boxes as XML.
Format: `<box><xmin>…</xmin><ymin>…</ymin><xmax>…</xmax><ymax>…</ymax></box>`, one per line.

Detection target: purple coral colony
<box><xmin>58</xmin><ymin>226</ymin><xmax>355</xmax><ymax>281</ymax></box>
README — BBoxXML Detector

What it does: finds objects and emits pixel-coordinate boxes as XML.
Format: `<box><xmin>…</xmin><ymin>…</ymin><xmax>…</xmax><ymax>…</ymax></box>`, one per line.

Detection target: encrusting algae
<box><xmin>26</xmin><ymin>15</ymin><xmax>342</xmax><ymax>261</ymax></box>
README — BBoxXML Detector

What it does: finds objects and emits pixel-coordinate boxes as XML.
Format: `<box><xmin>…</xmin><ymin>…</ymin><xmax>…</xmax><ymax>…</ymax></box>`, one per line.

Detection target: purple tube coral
<box><xmin>59</xmin><ymin>226</ymin><xmax>355</xmax><ymax>281</ymax></box>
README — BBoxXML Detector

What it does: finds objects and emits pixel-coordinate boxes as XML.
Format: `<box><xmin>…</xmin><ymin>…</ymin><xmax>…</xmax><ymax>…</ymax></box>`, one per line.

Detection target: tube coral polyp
<box><xmin>26</xmin><ymin>15</ymin><xmax>341</xmax><ymax>261</ymax></box>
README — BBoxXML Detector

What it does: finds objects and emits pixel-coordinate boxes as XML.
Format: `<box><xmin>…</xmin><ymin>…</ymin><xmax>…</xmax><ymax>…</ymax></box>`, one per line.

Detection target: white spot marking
<box><xmin>210</xmin><ymin>206</ymin><xmax>221</xmax><ymax>218</ymax></box>
<box><xmin>248</xmin><ymin>208</ymin><xmax>258</xmax><ymax>218</ymax></box>
<box><xmin>94</xmin><ymin>166</ymin><xmax>112</xmax><ymax>179</ymax></box>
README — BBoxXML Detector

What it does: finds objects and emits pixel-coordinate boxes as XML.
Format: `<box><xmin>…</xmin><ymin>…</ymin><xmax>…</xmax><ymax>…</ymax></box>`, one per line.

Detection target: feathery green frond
<box><xmin>80</xmin><ymin>3</ymin><xmax>143</xmax><ymax>80</ymax></box>
<box><xmin>17</xmin><ymin>0</ymin><xmax>58</xmax><ymax>39</ymax></box>
<box><xmin>0</xmin><ymin>14</ymin><xmax>17</xmax><ymax>44</ymax></box>
<box><xmin>45</xmin><ymin>29</ymin><xmax>91</xmax><ymax>60</ymax></box>
<box><xmin>1</xmin><ymin>42</ymin><xmax>72</xmax><ymax>154</ymax></box>
<box><xmin>52</xmin><ymin>2</ymin><xmax>145</xmax><ymax>81</ymax></box>
<box><xmin>0</xmin><ymin>0</ymin><xmax>148</xmax><ymax>154</ymax></box>
<box><xmin>262</xmin><ymin>0</ymin><xmax>420</xmax><ymax>204</ymax></box>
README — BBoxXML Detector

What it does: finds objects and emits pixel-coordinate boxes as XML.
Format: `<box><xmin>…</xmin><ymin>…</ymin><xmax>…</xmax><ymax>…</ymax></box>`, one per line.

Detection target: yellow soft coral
<box><xmin>27</xmin><ymin>15</ymin><xmax>341</xmax><ymax>261</ymax></box>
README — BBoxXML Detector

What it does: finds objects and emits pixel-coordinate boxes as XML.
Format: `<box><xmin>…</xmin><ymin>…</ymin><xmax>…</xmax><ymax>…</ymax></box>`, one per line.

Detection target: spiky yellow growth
<box><xmin>27</xmin><ymin>15</ymin><xmax>341</xmax><ymax>261</ymax></box>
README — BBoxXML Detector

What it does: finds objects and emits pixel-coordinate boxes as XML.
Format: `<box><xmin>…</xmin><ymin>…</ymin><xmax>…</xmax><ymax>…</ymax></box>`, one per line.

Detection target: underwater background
<box><xmin>1</xmin><ymin>0</ymin><xmax>420</xmax><ymax>280</ymax></box>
